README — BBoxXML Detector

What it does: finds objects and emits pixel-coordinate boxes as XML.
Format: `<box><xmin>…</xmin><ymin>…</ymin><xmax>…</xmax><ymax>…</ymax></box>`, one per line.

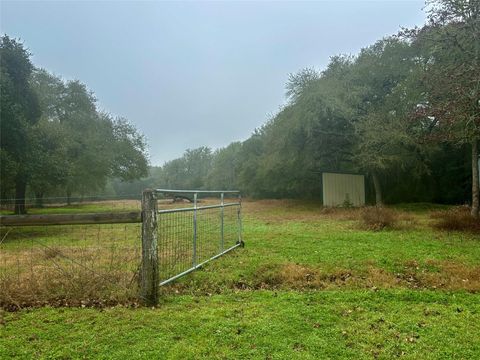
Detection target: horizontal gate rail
<box><xmin>157</xmin><ymin>202</ymin><xmax>240</xmax><ymax>214</ymax></box>
<box><xmin>156</xmin><ymin>189</ymin><xmax>240</xmax><ymax>194</ymax></box>
<box><xmin>159</xmin><ymin>243</ymin><xmax>242</xmax><ymax>286</ymax></box>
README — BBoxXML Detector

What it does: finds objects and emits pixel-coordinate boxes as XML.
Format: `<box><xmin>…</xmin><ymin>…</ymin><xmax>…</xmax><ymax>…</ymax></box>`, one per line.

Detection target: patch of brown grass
<box><xmin>360</xmin><ymin>206</ymin><xmax>399</xmax><ymax>231</ymax></box>
<box><xmin>240</xmin><ymin>261</ymin><xmax>480</xmax><ymax>293</ymax></box>
<box><xmin>252</xmin><ymin>263</ymin><xmax>391</xmax><ymax>290</ymax></box>
<box><xmin>42</xmin><ymin>246</ymin><xmax>64</xmax><ymax>260</ymax></box>
<box><xmin>0</xmin><ymin>245</ymin><xmax>140</xmax><ymax>310</ymax></box>
<box><xmin>430</xmin><ymin>207</ymin><xmax>480</xmax><ymax>233</ymax></box>
<box><xmin>0</xmin><ymin>266</ymin><xmax>139</xmax><ymax>310</ymax></box>
<box><xmin>415</xmin><ymin>260</ymin><xmax>480</xmax><ymax>291</ymax></box>
<box><xmin>165</xmin><ymin>258</ymin><xmax>480</xmax><ymax>295</ymax></box>
<box><xmin>318</xmin><ymin>207</ymin><xmax>362</xmax><ymax>221</ymax></box>
<box><xmin>364</xmin><ymin>267</ymin><xmax>400</xmax><ymax>289</ymax></box>
<box><xmin>384</xmin><ymin>259</ymin><xmax>480</xmax><ymax>292</ymax></box>
<box><xmin>278</xmin><ymin>263</ymin><xmax>317</xmax><ymax>287</ymax></box>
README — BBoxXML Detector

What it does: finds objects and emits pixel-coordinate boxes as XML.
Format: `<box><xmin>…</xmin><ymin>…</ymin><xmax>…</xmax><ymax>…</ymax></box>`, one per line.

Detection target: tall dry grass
<box><xmin>431</xmin><ymin>207</ymin><xmax>480</xmax><ymax>233</ymax></box>
<box><xmin>0</xmin><ymin>244</ymin><xmax>141</xmax><ymax>310</ymax></box>
<box><xmin>360</xmin><ymin>206</ymin><xmax>398</xmax><ymax>231</ymax></box>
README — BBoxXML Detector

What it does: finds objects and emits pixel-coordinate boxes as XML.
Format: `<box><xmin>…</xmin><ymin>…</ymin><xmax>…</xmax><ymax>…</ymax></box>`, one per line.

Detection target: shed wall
<box><xmin>322</xmin><ymin>173</ymin><xmax>365</xmax><ymax>207</ymax></box>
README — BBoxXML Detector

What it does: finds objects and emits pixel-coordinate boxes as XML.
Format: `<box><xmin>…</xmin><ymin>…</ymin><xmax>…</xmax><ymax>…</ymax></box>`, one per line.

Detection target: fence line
<box><xmin>0</xmin><ymin>212</ymin><xmax>142</xmax><ymax>227</ymax></box>
<box><xmin>1</xmin><ymin>189</ymin><xmax>244</xmax><ymax>308</ymax></box>
<box><xmin>0</xmin><ymin>221</ymin><xmax>143</xmax><ymax>308</ymax></box>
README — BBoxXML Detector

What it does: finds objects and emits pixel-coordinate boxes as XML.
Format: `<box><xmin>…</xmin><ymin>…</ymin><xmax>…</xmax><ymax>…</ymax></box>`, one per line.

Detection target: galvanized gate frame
<box><xmin>140</xmin><ymin>189</ymin><xmax>244</xmax><ymax>305</ymax></box>
<box><xmin>155</xmin><ymin>189</ymin><xmax>244</xmax><ymax>286</ymax></box>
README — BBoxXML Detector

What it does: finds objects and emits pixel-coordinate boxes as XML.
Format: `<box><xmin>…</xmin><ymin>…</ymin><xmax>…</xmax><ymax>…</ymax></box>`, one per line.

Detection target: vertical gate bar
<box><xmin>192</xmin><ymin>192</ymin><xmax>198</xmax><ymax>267</ymax></box>
<box><xmin>220</xmin><ymin>192</ymin><xmax>224</xmax><ymax>252</ymax></box>
<box><xmin>237</xmin><ymin>194</ymin><xmax>243</xmax><ymax>245</ymax></box>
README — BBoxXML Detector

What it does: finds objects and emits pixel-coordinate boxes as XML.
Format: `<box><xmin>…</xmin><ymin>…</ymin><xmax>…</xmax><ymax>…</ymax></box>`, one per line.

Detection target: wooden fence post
<box><xmin>140</xmin><ymin>189</ymin><xmax>159</xmax><ymax>306</ymax></box>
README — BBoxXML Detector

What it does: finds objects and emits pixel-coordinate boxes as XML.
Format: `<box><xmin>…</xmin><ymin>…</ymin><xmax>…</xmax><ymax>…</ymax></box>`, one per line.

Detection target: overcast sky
<box><xmin>1</xmin><ymin>0</ymin><xmax>426</xmax><ymax>165</ymax></box>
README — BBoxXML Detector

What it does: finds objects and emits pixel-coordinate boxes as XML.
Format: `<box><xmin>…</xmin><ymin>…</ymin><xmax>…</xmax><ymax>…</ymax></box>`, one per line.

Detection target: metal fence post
<box><xmin>220</xmin><ymin>192</ymin><xmax>224</xmax><ymax>252</ymax></box>
<box><xmin>192</xmin><ymin>192</ymin><xmax>198</xmax><ymax>267</ymax></box>
<box><xmin>237</xmin><ymin>194</ymin><xmax>244</xmax><ymax>247</ymax></box>
<box><xmin>140</xmin><ymin>189</ymin><xmax>159</xmax><ymax>306</ymax></box>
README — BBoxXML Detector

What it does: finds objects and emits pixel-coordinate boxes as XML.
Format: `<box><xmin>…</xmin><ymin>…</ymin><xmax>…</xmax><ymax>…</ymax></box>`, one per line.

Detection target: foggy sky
<box><xmin>1</xmin><ymin>1</ymin><xmax>426</xmax><ymax>165</ymax></box>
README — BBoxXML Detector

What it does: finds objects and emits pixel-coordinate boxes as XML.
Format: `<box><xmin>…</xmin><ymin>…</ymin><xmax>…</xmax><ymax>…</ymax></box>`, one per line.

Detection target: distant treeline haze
<box><xmin>1</xmin><ymin>0</ymin><xmax>479</xmax><ymax>217</ymax></box>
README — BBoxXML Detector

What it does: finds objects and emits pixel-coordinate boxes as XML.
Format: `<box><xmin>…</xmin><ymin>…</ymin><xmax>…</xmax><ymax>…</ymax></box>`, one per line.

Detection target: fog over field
<box><xmin>1</xmin><ymin>1</ymin><xmax>425</xmax><ymax>164</ymax></box>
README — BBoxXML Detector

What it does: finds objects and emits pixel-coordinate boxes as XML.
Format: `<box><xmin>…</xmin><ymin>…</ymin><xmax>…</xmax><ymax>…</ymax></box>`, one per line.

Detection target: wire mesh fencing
<box><xmin>155</xmin><ymin>190</ymin><xmax>243</xmax><ymax>287</ymax></box>
<box><xmin>0</xmin><ymin>198</ymin><xmax>142</xmax><ymax>309</ymax></box>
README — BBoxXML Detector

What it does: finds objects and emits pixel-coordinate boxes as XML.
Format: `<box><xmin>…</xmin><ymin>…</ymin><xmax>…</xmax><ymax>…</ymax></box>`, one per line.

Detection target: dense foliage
<box><xmin>0</xmin><ymin>36</ymin><xmax>148</xmax><ymax>213</ymax></box>
<box><xmin>119</xmin><ymin>0</ymin><xmax>477</xmax><ymax>217</ymax></box>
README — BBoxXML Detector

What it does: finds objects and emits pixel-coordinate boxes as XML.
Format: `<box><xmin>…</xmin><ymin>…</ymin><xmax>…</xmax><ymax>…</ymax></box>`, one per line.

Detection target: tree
<box><xmin>285</xmin><ymin>67</ymin><xmax>320</xmax><ymax>103</ymax></box>
<box><xmin>236</xmin><ymin>128</ymin><xmax>268</xmax><ymax>197</ymax></box>
<box><xmin>51</xmin><ymin>80</ymin><xmax>149</xmax><ymax>200</ymax></box>
<box><xmin>27</xmin><ymin>69</ymin><xmax>70</xmax><ymax>205</ymax></box>
<box><xmin>28</xmin><ymin>68</ymin><xmax>149</xmax><ymax>204</ymax></box>
<box><xmin>247</xmin><ymin>58</ymin><xmax>357</xmax><ymax>198</ymax></box>
<box><xmin>157</xmin><ymin>147</ymin><xmax>212</xmax><ymax>190</ymax></box>
<box><xmin>1</xmin><ymin>37</ymin><xmax>149</xmax><ymax>209</ymax></box>
<box><xmin>0</xmin><ymin>35</ymin><xmax>41</xmax><ymax>213</ymax></box>
<box><xmin>407</xmin><ymin>0</ymin><xmax>480</xmax><ymax>217</ymax></box>
<box><xmin>0</xmin><ymin>149</ymin><xmax>17</xmax><ymax>199</ymax></box>
<box><xmin>109</xmin><ymin>116</ymin><xmax>149</xmax><ymax>181</ymax></box>
<box><xmin>207</xmin><ymin>142</ymin><xmax>242</xmax><ymax>190</ymax></box>
<box><xmin>31</xmin><ymin>68</ymin><xmax>65</xmax><ymax>122</ymax></box>
<box><xmin>350</xmin><ymin>38</ymin><xmax>431</xmax><ymax>205</ymax></box>
<box><xmin>27</xmin><ymin>118</ymin><xmax>69</xmax><ymax>206</ymax></box>
<box><xmin>127</xmin><ymin>3</ymin><xmax>477</xmax><ymax>207</ymax></box>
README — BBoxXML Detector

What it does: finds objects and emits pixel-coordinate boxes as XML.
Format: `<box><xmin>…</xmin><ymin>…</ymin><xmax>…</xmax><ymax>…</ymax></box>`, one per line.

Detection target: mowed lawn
<box><xmin>1</xmin><ymin>200</ymin><xmax>479</xmax><ymax>359</ymax></box>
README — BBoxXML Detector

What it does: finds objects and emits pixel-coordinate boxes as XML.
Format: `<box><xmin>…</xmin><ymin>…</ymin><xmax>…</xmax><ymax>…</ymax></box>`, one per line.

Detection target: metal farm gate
<box><xmin>140</xmin><ymin>189</ymin><xmax>244</xmax><ymax>304</ymax></box>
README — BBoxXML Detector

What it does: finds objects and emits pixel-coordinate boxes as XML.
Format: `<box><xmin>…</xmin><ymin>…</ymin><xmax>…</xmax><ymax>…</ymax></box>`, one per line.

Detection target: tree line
<box><xmin>1</xmin><ymin>0</ymin><xmax>478</xmax><ymax>218</ymax></box>
<box><xmin>1</xmin><ymin>35</ymin><xmax>148</xmax><ymax>213</ymax></box>
<box><xmin>117</xmin><ymin>0</ymin><xmax>479</xmax><ymax>217</ymax></box>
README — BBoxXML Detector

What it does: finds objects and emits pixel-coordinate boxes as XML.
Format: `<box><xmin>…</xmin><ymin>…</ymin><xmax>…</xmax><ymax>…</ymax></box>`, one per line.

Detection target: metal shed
<box><xmin>322</xmin><ymin>172</ymin><xmax>365</xmax><ymax>207</ymax></box>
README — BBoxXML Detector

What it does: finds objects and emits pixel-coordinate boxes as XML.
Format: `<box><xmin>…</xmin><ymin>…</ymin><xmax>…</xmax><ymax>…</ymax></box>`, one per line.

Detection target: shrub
<box><xmin>360</xmin><ymin>206</ymin><xmax>398</xmax><ymax>231</ymax></box>
<box><xmin>431</xmin><ymin>207</ymin><xmax>480</xmax><ymax>233</ymax></box>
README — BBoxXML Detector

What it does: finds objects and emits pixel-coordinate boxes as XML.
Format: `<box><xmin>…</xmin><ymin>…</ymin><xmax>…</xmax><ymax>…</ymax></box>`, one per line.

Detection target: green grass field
<box><xmin>1</xmin><ymin>200</ymin><xmax>479</xmax><ymax>359</ymax></box>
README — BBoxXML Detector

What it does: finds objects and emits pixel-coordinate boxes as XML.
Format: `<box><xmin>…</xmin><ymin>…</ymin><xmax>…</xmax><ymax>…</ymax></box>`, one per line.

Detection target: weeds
<box><xmin>431</xmin><ymin>206</ymin><xmax>480</xmax><ymax>233</ymax></box>
<box><xmin>0</xmin><ymin>223</ymin><xmax>141</xmax><ymax>310</ymax></box>
<box><xmin>360</xmin><ymin>206</ymin><xmax>398</xmax><ymax>231</ymax></box>
<box><xmin>0</xmin><ymin>253</ymin><xmax>140</xmax><ymax>310</ymax></box>
<box><xmin>42</xmin><ymin>246</ymin><xmax>63</xmax><ymax>260</ymax></box>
